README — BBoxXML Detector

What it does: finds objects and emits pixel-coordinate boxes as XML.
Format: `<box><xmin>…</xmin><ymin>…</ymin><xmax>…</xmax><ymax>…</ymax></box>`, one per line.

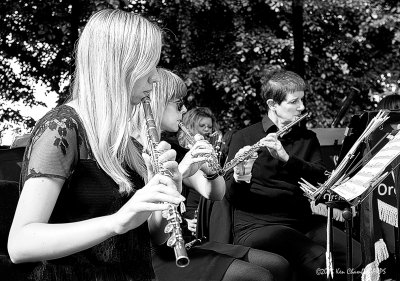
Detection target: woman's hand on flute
<box><xmin>233</xmin><ymin>146</ymin><xmax>258</xmax><ymax>183</ymax></box>
<box><xmin>143</xmin><ymin>140</ymin><xmax>182</xmax><ymax>193</ymax></box>
<box><xmin>179</xmin><ymin>135</ymin><xmax>214</xmax><ymax>178</ymax></box>
<box><xmin>260</xmin><ymin>133</ymin><xmax>289</xmax><ymax>162</ymax></box>
<box><xmin>113</xmin><ymin>173</ymin><xmax>185</xmax><ymax>235</ymax></box>
<box><xmin>185</xmin><ymin>218</ymin><xmax>197</xmax><ymax>235</ymax></box>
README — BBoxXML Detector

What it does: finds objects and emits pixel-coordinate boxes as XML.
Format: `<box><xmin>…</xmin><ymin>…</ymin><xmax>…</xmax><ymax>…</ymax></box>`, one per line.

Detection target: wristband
<box><xmin>203</xmin><ymin>172</ymin><xmax>219</xmax><ymax>180</ymax></box>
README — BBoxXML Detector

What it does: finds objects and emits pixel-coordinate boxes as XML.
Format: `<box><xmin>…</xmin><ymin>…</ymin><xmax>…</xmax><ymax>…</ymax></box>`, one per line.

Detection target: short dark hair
<box><xmin>261</xmin><ymin>69</ymin><xmax>306</xmax><ymax>105</ymax></box>
<box><xmin>376</xmin><ymin>95</ymin><xmax>400</xmax><ymax>110</ymax></box>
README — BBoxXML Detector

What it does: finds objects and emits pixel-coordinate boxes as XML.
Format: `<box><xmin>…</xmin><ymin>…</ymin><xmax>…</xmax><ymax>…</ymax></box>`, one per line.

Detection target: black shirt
<box><xmin>19</xmin><ymin>105</ymin><xmax>154</xmax><ymax>281</ymax></box>
<box><xmin>225</xmin><ymin>114</ymin><xmax>327</xmax><ymax>227</ymax></box>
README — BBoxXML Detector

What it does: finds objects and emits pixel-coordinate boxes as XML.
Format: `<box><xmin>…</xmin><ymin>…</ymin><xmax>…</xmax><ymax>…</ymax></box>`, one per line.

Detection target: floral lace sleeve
<box><xmin>21</xmin><ymin>108</ymin><xmax>81</xmax><ymax>185</ymax></box>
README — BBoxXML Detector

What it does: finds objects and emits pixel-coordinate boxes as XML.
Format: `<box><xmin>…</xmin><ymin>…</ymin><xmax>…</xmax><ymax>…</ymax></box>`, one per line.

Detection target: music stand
<box><xmin>324</xmin><ymin>153</ymin><xmax>400</xmax><ymax>281</ymax></box>
<box><xmin>299</xmin><ymin>111</ymin><xmax>400</xmax><ymax>280</ymax></box>
<box><xmin>323</xmin><ymin>198</ymin><xmax>355</xmax><ymax>281</ymax></box>
<box><xmin>340</xmin><ymin>111</ymin><xmax>400</xmax><ymax>278</ymax></box>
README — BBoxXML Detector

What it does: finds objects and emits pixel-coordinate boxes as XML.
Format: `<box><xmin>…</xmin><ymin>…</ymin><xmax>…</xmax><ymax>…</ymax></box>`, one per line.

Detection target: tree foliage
<box><xmin>1</xmin><ymin>0</ymin><xmax>399</xmax><ymax>137</ymax></box>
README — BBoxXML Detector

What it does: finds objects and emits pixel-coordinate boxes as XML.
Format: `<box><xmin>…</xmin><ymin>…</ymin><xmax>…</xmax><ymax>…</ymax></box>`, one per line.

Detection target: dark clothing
<box><xmin>183</xmin><ymin>187</ymin><xmax>201</xmax><ymax>221</ymax></box>
<box><xmin>19</xmin><ymin>105</ymin><xmax>154</xmax><ymax>281</ymax></box>
<box><xmin>152</xmin><ymin>140</ymin><xmax>249</xmax><ymax>281</ymax></box>
<box><xmin>152</xmin><ymin>138</ymin><xmax>290</xmax><ymax>281</ymax></box>
<box><xmin>226</xmin><ymin>115</ymin><xmax>326</xmax><ymax>223</ymax></box>
<box><xmin>225</xmin><ymin>114</ymin><xmax>362</xmax><ymax>281</ymax></box>
<box><xmin>152</xmin><ymin>241</ymin><xmax>250</xmax><ymax>281</ymax></box>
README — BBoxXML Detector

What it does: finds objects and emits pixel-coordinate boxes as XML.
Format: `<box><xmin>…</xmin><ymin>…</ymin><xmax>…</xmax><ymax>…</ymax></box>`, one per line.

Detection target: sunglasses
<box><xmin>170</xmin><ymin>98</ymin><xmax>185</xmax><ymax>111</ymax></box>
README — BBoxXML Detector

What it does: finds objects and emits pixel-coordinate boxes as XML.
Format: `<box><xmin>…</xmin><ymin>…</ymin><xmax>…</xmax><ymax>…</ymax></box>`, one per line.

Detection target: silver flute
<box><xmin>142</xmin><ymin>97</ymin><xmax>189</xmax><ymax>267</ymax></box>
<box><xmin>178</xmin><ymin>122</ymin><xmax>225</xmax><ymax>176</ymax></box>
<box><xmin>208</xmin><ymin>131</ymin><xmax>223</xmax><ymax>163</ymax></box>
<box><xmin>222</xmin><ymin>112</ymin><xmax>310</xmax><ymax>173</ymax></box>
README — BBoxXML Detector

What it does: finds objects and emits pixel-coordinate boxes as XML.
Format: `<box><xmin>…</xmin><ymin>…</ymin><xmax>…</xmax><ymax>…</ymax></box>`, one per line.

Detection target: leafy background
<box><xmin>1</xmin><ymin>0</ymin><xmax>399</xmax><ymax>140</ymax></box>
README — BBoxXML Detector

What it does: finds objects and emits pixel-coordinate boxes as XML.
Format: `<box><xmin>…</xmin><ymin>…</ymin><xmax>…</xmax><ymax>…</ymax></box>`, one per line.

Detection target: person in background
<box><xmin>179</xmin><ymin>107</ymin><xmax>220</xmax><ymax>143</ymax></box>
<box><xmin>7</xmin><ymin>9</ymin><xmax>184</xmax><ymax>281</ymax></box>
<box><xmin>179</xmin><ymin>107</ymin><xmax>224</xmax><ymax>161</ymax></box>
<box><xmin>131</xmin><ymin>67</ymin><xmax>292</xmax><ymax>281</ymax></box>
<box><xmin>377</xmin><ymin>94</ymin><xmax>400</xmax><ymax>111</ymax></box>
<box><xmin>225</xmin><ymin>69</ymin><xmax>362</xmax><ymax>281</ymax></box>
<box><xmin>177</xmin><ymin>107</ymin><xmax>223</xmax><ymax>235</ymax></box>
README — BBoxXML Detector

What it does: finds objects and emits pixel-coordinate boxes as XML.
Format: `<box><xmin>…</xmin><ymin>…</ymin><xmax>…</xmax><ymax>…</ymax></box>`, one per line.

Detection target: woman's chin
<box><xmin>164</xmin><ymin>126</ymin><xmax>179</xmax><ymax>133</ymax></box>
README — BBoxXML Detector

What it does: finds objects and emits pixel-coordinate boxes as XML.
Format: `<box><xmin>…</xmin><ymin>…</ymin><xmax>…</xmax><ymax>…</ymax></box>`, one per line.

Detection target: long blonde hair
<box><xmin>130</xmin><ymin>68</ymin><xmax>187</xmax><ymax>182</ymax></box>
<box><xmin>71</xmin><ymin>9</ymin><xmax>162</xmax><ymax>193</ymax></box>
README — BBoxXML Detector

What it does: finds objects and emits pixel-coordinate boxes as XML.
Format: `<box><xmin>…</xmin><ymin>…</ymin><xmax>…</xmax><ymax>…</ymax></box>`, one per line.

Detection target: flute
<box><xmin>222</xmin><ymin>112</ymin><xmax>309</xmax><ymax>173</ymax></box>
<box><xmin>178</xmin><ymin>122</ymin><xmax>225</xmax><ymax>176</ymax></box>
<box><xmin>141</xmin><ymin>97</ymin><xmax>189</xmax><ymax>267</ymax></box>
<box><xmin>209</xmin><ymin>131</ymin><xmax>223</xmax><ymax>163</ymax></box>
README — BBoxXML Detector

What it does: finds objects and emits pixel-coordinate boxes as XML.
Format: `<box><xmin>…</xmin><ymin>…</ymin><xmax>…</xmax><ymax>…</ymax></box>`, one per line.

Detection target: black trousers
<box><xmin>234</xmin><ymin>216</ymin><xmax>362</xmax><ymax>281</ymax></box>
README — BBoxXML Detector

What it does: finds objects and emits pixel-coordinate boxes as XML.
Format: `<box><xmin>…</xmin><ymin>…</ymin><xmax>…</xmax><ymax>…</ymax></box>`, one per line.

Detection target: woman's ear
<box><xmin>266</xmin><ymin>99</ymin><xmax>276</xmax><ymax>111</ymax></box>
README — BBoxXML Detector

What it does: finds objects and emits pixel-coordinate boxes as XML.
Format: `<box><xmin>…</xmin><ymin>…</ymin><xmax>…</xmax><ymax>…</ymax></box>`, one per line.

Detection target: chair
<box><xmin>0</xmin><ymin>180</ymin><xmax>19</xmax><ymax>254</ymax></box>
<box><xmin>195</xmin><ymin>196</ymin><xmax>211</xmax><ymax>240</ymax></box>
<box><xmin>0</xmin><ymin>147</ymin><xmax>25</xmax><ymax>182</ymax></box>
<box><xmin>10</xmin><ymin>134</ymin><xmax>31</xmax><ymax>149</ymax></box>
<box><xmin>0</xmin><ymin>180</ymin><xmax>28</xmax><ymax>279</ymax></box>
<box><xmin>0</xmin><ymin>146</ymin><xmax>32</xmax><ymax>280</ymax></box>
<box><xmin>197</xmin><ymin>196</ymin><xmax>234</xmax><ymax>244</ymax></box>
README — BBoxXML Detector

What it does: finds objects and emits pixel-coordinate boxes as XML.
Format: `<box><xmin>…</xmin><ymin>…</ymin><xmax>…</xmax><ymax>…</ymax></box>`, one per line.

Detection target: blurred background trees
<box><xmin>1</xmin><ymin>0</ymin><xmax>399</xmax><ymax>140</ymax></box>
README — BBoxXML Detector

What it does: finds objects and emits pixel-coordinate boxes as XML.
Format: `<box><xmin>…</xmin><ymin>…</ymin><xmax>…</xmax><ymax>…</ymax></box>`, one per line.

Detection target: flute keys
<box><xmin>167</xmin><ymin>235</ymin><xmax>177</xmax><ymax>247</ymax></box>
<box><xmin>161</xmin><ymin>209</ymin><xmax>169</xmax><ymax>219</ymax></box>
<box><xmin>164</xmin><ymin>220</ymin><xmax>183</xmax><ymax>233</ymax></box>
<box><xmin>161</xmin><ymin>205</ymin><xmax>174</xmax><ymax>218</ymax></box>
<box><xmin>164</xmin><ymin>223</ymin><xmax>174</xmax><ymax>233</ymax></box>
<box><xmin>162</xmin><ymin>208</ymin><xmax>183</xmax><ymax>222</ymax></box>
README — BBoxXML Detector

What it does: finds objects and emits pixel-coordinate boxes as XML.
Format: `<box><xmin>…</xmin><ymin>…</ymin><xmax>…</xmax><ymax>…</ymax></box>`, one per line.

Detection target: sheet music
<box><xmin>332</xmin><ymin>130</ymin><xmax>400</xmax><ymax>201</ymax></box>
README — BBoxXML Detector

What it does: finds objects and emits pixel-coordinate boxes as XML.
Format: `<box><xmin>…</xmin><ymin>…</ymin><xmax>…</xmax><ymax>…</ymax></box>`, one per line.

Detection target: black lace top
<box><xmin>19</xmin><ymin>105</ymin><xmax>155</xmax><ymax>281</ymax></box>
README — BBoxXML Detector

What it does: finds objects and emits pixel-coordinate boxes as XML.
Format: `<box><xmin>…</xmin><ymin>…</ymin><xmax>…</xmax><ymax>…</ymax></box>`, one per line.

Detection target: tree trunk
<box><xmin>292</xmin><ymin>0</ymin><xmax>304</xmax><ymax>77</ymax></box>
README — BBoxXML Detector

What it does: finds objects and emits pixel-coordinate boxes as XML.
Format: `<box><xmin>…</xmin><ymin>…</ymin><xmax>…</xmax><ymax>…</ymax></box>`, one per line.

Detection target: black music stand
<box><xmin>323</xmin><ymin>158</ymin><xmax>400</xmax><ymax>281</ymax></box>
<box><xmin>337</xmin><ymin>111</ymin><xmax>400</xmax><ymax>281</ymax></box>
<box><xmin>324</xmin><ymin>199</ymin><xmax>355</xmax><ymax>281</ymax></box>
